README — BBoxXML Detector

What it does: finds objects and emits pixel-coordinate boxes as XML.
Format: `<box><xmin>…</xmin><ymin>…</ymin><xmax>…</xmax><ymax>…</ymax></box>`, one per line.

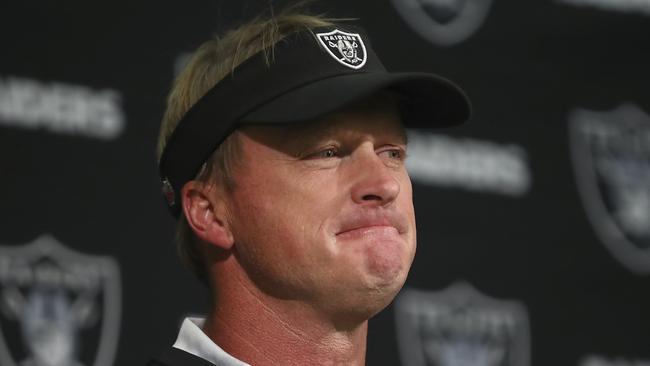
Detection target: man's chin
<box><xmin>364</xmin><ymin>239</ymin><xmax>410</xmax><ymax>284</ymax></box>
<box><xmin>326</xmin><ymin>283</ymin><xmax>404</xmax><ymax>328</ymax></box>
<box><xmin>352</xmin><ymin>266</ymin><xmax>409</xmax><ymax>317</ymax></box>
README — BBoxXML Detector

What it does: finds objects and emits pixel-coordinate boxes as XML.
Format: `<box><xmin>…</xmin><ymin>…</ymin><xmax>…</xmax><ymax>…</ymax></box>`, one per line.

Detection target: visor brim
<box><xmin>240</xmin><ymin>71</ymin><xmax>471</xmax><ymax>127</ymax></box>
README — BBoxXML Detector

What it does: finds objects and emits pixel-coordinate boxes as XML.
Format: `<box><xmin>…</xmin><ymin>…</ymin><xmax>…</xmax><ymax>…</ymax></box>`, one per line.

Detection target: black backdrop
<box><xmin>1</xmin><ymin>1</ymin><xmax>649</xmax><ymax>365</ymax></box>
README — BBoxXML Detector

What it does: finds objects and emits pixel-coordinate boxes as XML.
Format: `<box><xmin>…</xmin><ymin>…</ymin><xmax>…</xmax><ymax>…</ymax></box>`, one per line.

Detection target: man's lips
<box><xmin>336</xmin><ymin>225</ymin><xmax>400</xmax><ymax>240</ymax></box>
<box><xmin>335</xmin><ymin>211</ymin><xmax>407</xmax><ymax>238</ymax></box>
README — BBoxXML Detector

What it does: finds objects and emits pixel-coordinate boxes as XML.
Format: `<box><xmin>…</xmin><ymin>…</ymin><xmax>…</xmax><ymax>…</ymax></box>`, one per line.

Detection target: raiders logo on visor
<box><xmin>316</xmin><ymin>29</ymin><xmax>367</xmax><ymax>69</ymax></box>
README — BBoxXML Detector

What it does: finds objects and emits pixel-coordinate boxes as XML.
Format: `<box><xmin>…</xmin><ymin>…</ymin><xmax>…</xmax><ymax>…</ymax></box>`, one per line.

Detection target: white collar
<box><xmin>172</xmin><ymin>317</ymin><xmax>250</xmax><ymax>366</ymax></box>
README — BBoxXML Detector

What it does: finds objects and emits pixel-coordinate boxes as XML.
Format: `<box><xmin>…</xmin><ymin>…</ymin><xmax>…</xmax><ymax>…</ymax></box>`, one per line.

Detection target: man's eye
<box><xmin>307</xmin><ymin>147</ymin><xmax>338</xmax><ymax>159</ymax></box>
<box><xmin>319</xmin><ymin>148</ymin><xmax>338</xmax><ymax>158</ymax></box>
<box><xmin>388</xmin><ymin>150</ymin><xmax>401</xmax><ymax>159</ymax></box>
<box><xmin>379</xmin><ymin>148</ymin><xmax>405</xmax><ymax>160</ymax></box>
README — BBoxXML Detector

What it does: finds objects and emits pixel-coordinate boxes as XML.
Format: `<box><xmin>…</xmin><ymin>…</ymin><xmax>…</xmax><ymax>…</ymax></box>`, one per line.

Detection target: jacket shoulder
<box><xmin>147</xmin><ymin>347</ymin><xmax>215</xmax><ymax>366</ymax></box>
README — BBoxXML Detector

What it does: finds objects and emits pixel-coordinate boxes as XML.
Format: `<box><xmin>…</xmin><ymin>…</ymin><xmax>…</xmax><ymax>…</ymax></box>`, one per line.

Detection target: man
<box><xmin>149</xmin><ymin>7</ymin><xmax>470</xmax><ymax>366</ymax></box>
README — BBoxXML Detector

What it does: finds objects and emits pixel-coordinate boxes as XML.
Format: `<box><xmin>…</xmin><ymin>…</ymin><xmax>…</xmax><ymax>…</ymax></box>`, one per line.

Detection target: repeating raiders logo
<box><xmin>569</xmin><ymin>103</ymin><xmax>650</xmax><ymax>274</ymax></box>
<box><xmin>394</xmin><ymin>282</ymin><xmax>530</xmax><ymax>366</ymax></box>
<box><xmin>316</xmin><ymin>29</ymin><xmax>367</xmax><ymax>69</ymax></box>
<box><xmin>0</xmin><ymin>235</ymin><xmax>121</xmax><ymax>366</ymax></box>
<box><xmin>391</xmin><ymin>0</ymin><xmax>493</xmax><ymax>46</ymax></box>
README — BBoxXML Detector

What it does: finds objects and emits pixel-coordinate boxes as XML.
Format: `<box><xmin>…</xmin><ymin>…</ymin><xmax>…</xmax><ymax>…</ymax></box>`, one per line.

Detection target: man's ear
<box><xmin>181</xmin><ymin>181</ymin><xmax>234</xmax><ymax>250</ymax></box>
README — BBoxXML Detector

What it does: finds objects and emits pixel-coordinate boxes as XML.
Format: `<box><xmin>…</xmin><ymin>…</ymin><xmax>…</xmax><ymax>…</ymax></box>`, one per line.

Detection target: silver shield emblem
<box><xmin>394</xmin><ymin>282</ymin><xmax>530</xmax><ymax>366</ymax></box>
<box><xmin>569</xmin><ymin>103</ymin><xmax>650</xmax><ymax>274</ymax></box>
<box><xmin>0</xmin><ymin>235</ymin><xmax>121</xmax><ymax>366</ymax></box>
<box><xmin>316</xmin><ymin>29</ymin><xmax>367</xmax><ymax>69</ymax></box>
<box><xmin>391</xmin><ymin>0</ymin><xmax>493</xmax><ymax>46</ymax></box>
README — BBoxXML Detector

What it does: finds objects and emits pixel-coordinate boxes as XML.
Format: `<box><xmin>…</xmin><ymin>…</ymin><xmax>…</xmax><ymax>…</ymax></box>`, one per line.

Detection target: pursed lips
<box><xmin>335</xmin><ymin>211</ymin><xmax>407</xmax><ymax>238</ymax></box>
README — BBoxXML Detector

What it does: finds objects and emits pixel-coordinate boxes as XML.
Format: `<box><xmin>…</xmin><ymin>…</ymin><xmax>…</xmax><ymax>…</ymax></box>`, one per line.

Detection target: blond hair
<box><xmin>157</xmin><ymin>6</ymin><xmax>336</xmax><ymax>282</ymax></box>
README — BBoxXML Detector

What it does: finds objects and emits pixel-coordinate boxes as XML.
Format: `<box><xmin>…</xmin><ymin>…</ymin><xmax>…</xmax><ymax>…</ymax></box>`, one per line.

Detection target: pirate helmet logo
<box><xmin>316</xmin><ymin>29</ymin><xmax>367</xmax><ymax>69</ymax></box>
<box><xmin>569</xmin><ymin>103</ymin><xmax>650</xmax><ymax>274</ymax></box>
<box><xmin>0</xmin><ymin>235</ymin><xmax>121</xmax><ymax>366</ymax></box>
<box><xmin>394</xmin><ymin>282</ymin><xmax>530</xmax><ymax>366</ymax></box>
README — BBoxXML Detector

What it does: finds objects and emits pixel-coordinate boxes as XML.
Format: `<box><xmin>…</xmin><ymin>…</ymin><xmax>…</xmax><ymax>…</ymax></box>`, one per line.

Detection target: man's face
<box><xmin>225</xmin><ymin>100</ymin><xmax>416</xmax><ymax>320</ymax></box>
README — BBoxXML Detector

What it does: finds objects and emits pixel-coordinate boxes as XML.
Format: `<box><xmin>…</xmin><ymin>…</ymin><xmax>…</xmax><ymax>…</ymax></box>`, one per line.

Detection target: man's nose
<box><xmin>348</xmin><ymin>146</ymin><xmax>401</xmax><ymax>206</ymax></box>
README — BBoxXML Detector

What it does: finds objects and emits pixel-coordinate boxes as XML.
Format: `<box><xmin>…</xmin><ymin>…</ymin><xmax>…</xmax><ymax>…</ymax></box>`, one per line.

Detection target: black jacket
<box><xmin>147</xmin><ymin>348</ymin><xmax>215</xmax><ymax>366</ymax></box>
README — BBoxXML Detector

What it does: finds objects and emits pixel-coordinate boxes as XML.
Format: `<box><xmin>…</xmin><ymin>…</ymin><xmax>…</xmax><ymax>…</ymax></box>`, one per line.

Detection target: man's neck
<box><xmin>202</xmin><ymin>269</ymin><xmax>369</xmax><ymax>366</ymax></box>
